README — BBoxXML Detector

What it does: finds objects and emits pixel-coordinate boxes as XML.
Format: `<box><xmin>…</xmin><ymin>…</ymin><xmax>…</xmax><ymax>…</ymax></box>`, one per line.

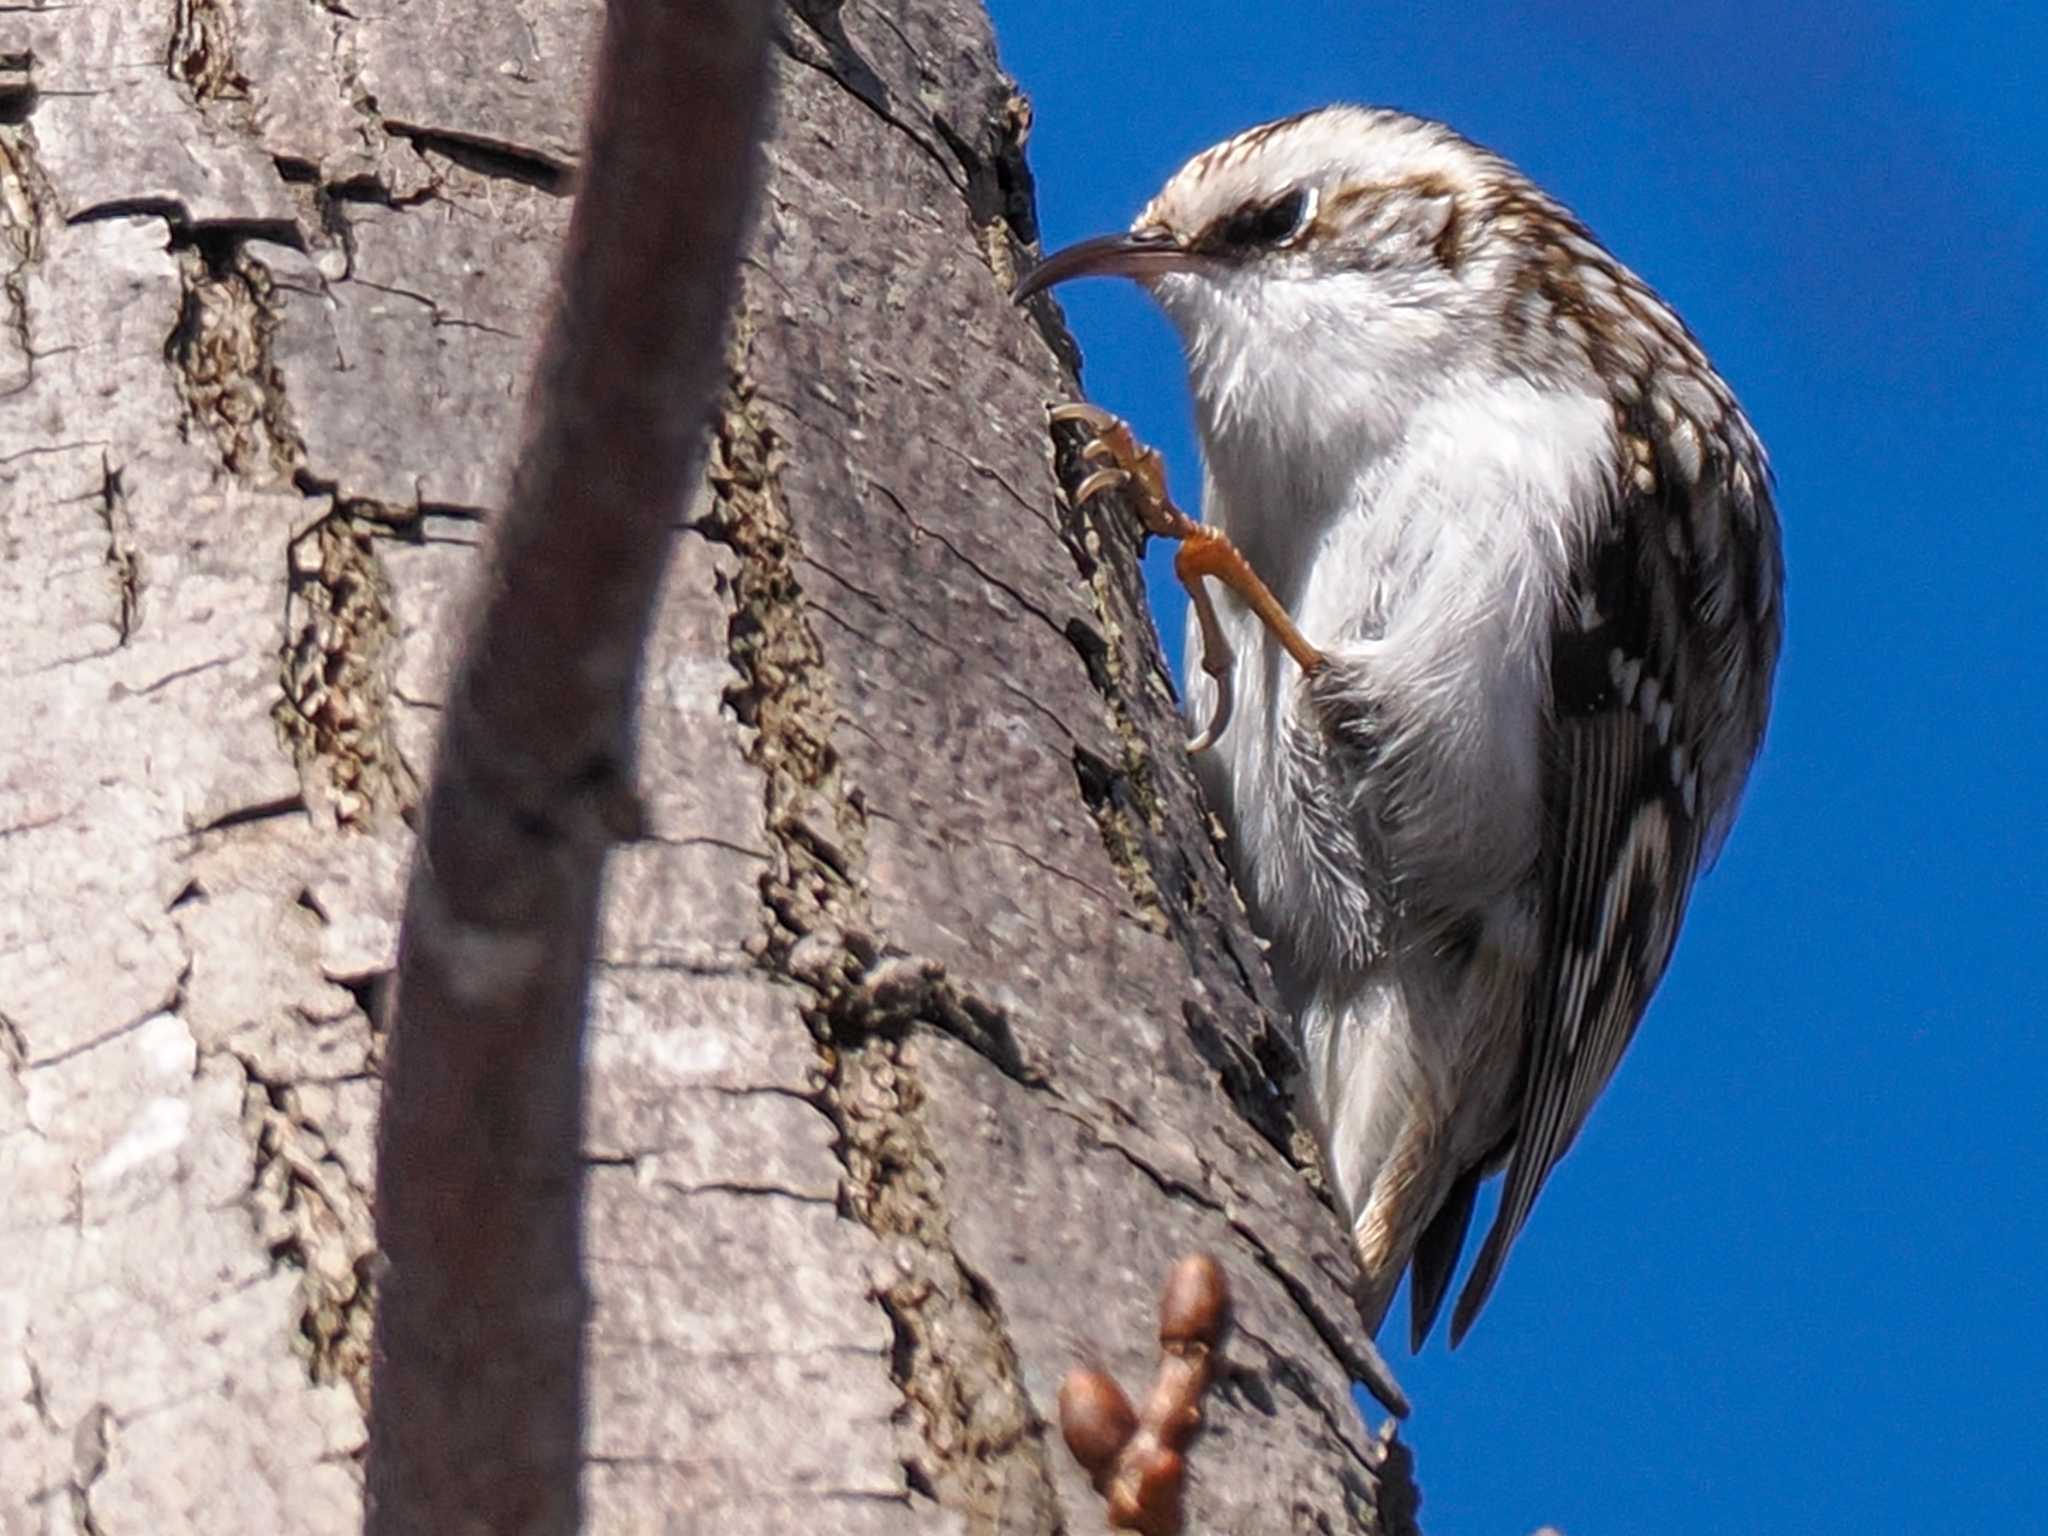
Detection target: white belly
<box><xmin>1183</xmin><ymin>377</ymin><xmax>1616</xmax><ymax>984</ymax></box>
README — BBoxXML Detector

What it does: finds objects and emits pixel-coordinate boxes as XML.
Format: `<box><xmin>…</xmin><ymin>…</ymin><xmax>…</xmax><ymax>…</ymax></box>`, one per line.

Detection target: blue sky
<box><xmin>988</xmin><ymin>3</ymin><xmax>2048</xmax><ymax>1531</ymax></box>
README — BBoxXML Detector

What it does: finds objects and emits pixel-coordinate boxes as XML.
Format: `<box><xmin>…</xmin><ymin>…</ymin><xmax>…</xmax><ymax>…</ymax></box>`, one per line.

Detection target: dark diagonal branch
<box><xmin>364</xmin><ymin>4</ymin><xmax>778</xmax><ymax>1531</ymax></box>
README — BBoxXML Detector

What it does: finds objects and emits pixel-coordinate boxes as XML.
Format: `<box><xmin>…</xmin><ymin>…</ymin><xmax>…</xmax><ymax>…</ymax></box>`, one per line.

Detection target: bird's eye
<box><xmin>1221</xmin><ymin>189</ymin><xmax>1311</xmax><ymax>249</ymax></box>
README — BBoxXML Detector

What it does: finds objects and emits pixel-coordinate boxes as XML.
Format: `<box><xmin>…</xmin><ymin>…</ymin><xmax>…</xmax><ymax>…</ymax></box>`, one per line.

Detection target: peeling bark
<box><xmin>0</xmin><ymin>1</ymin><xmax>1424</xmax><ymax>1533</ymax></box>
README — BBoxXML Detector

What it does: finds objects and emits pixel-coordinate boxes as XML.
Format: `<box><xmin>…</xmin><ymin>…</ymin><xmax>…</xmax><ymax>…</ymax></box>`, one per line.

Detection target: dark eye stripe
<box><xmin>1217</xmin><ymin>189</ymin><xmax>1308</xmax><ymax>250</ymax></box>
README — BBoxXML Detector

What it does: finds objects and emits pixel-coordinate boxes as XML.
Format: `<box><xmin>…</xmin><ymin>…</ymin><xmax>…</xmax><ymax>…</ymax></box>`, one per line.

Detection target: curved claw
<box><xmin>1184</xmin><ymin>574</ymin><xmax>1236</xmax><ymax>754</ymax></box>
<box><xmin>1048</xmin><ymin>400</ymin><xmax>1116</xmax><ymax>430</ymax></box>
<box><xmin>1072</xmin><ymin>466</ymin><xmax>1131</xmax><ymax>504</ymax></box>
<box><xmin>1186</xmin><ymin>666</ymin><xmax>1234</xmax><ymax>755</ymax></box>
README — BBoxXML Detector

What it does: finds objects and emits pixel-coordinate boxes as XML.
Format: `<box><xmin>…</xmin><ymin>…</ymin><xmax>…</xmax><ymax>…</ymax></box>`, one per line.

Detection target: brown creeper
<box><xmin>1019</xmin><ymin>106</ymin><xmax>1782</xmax><ymax>1353</ymax></box>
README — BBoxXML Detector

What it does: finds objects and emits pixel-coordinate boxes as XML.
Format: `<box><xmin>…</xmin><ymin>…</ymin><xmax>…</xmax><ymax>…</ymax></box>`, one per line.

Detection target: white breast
<box><xmin>1185</xmin><ymin>374</ymin><xmax>1618</xmax><ymax>975</ymax></box>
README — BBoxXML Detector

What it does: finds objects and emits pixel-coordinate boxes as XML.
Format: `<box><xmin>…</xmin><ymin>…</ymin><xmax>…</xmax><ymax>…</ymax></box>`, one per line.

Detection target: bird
<box><xmin>1015</xmin><ymin>105</ymin><xmax>1782</xmax><ymax>1355</ymax></box>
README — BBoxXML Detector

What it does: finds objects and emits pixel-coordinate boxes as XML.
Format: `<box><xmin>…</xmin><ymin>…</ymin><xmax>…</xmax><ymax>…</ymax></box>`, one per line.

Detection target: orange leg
<box><xmin>1050</xmin><ymin>402</ymin><xmax>1324</xmax><ymax>751</ymax></box>
<box><xmin>1173</xmin><ymin>527</ymin><xmax>1325</xmax><ymax>676</ymax></box>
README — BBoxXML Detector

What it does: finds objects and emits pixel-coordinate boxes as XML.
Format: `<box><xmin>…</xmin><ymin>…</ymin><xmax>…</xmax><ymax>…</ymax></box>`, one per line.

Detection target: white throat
<box><xmin>1151</xmin><ymin>261</ymin><xmax>1589</xmax><ymax>620</ymax></box>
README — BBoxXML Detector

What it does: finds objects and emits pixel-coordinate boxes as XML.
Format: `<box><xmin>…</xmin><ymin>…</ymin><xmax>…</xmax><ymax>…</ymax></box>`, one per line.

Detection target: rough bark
<box><xmin>0</xmin><ymin>2</ymin><xmax>1421</xmax><ymax>1533</ymax></box>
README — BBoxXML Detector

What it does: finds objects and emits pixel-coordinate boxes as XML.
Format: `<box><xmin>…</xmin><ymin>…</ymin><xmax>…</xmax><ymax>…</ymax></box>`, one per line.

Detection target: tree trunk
<box><xmin>0</xmin><ymin>2</ymin><xmax>1420</xmax><ymax>1532</ymax></box>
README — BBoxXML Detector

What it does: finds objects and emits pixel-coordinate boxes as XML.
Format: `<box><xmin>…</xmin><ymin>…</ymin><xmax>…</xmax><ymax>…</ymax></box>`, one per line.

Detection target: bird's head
<box><xmin>1017</xmin><ymin>107</ymin><xmax>1544</xmax><ymax>440</ymax></box>
<box><xmin>1016</xmin><ymin>105</ymin><xmax>1725</xmax><ymax>478</ymax></box>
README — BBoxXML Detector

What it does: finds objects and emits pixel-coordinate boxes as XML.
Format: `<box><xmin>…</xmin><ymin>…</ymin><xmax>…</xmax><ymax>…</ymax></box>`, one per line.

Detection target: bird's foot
<box><xmin>1049</xmin><ymin>400</ymin><xmax>1196</xmax><ymax>540</ymax></box>
<box><xmin>1049</xmin><ymin>401</ymin><xmax>1326</xmax><ymax>753</ymax></box>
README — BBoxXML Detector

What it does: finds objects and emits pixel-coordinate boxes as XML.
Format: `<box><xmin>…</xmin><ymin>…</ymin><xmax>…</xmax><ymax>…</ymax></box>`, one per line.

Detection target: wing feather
<box><xmin>1408</xmin><ymin>1161</ymin><xmax>1482</xmax><ymax>1352</ymax></box>
<box><xmin>1447</xmin><ymin>449</ymin><xmax>1727</xmax><ymax>1347</ymax></box>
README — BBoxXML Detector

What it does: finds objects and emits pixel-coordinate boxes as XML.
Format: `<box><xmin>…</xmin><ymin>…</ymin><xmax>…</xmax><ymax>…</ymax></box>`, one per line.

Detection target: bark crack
<box><xmin>696</xmin><ymin>310</ymin><xmax>1063</xmax><ymax>1532</ymax></box>
<box><xmin>67</xmin><ymin>1401</ymin><xmax>113</xmax><ymax>1536</ymax></box>
<box><xmin>0</xmin><ymin>48</ymin><xmax>36</xmax><ymax>127</ymax></box>
<box><xmin>775</xmin><ymin>8</ymin><xmax>960</xmax><ymax>194</ymax></box>
<box><xmin>1</xmin><ymin>1006</ymin><xmax>28</xmax><ymax>1076</ymax></box>
<box><xmin>167</xmin><ymin>0</ymin><xmax>251</xmax><ymax>110</ymax></box>
<box><xmin>343</xmin><ymin>273</ymin><xmax>520</xmax><ymax>337</ymax></box>
<box><xmin>1067</xmin><ymin>1043</ymin><xmax>1411</xmax><ymax>1428</ymax></box>
<box><xmin>928</xmin><ymin>93</ymin><xmax>1040</xmax><ymax>287</ymax></box>
<box><xmin>382</xmin><ymin>122</ymin><xmax>573</xmax><ymax>196</ymax></box>
<box><xmin>768</xmin><ymin>415</ymin><xmax>1111</xmax><ymax>743</ymax></box>
<box><xmin>877</xmin><ymin>480</ymin><xmax>1068</xmax><ymax>637</ymax></box>
<box><xmin>1229</xmin><ymin>1217</ymin><xmax>1407</xmax><ymax>1411</ymax></box>
<box><xmin>22</xmin><ymin>970</ymin><xmax>187</xmax><ymax>1073</ymax></box>
<box><xmin>799</xmin><ymin>552</ymin><xmax>967</xmax><ymax>665</ymax></box>
<box><xmin>188</xmin><ymin>791</ymin><xmax>308</xmax><ymax>832</ymax></box>
<box><xmin>1035</xmin><ymin>414</ymin><xmax>1315</xmax><ymax>1163</ymax></box>
<box><xmin>96</xmin><ymin>456</ymin><xmax>142</xmax><ymax>645</ymax></box>
<box><xmin>275</xmin><ymin>508</ymin><xmax>420</xmax><ymax>829</ymax></box>
<box><xmin>156</xmin><ymin>233</ymin><xmax>303</xmax><ymax>483</ymax></box>
<box><xmin>653</xmin><ymin>1177</ymin><xmax>838</xmax><ymax>1207</ymax></box>
<box><xmin>230</xmin><ymin>1044</ymin><xmax>378</xmax><ymax>1411</ymax></box>
<box><xmin>0</xmin><ymin>111</ymin><xmax>55</xmax><ymax>398</ymax></box>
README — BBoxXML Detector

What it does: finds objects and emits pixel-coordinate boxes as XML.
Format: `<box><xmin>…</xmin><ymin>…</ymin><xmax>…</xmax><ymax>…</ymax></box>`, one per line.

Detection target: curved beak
<box><xmin>1011</xmin><ymin>229</ymin><xmax>1195</xmax><ymax>302</ymax></box>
